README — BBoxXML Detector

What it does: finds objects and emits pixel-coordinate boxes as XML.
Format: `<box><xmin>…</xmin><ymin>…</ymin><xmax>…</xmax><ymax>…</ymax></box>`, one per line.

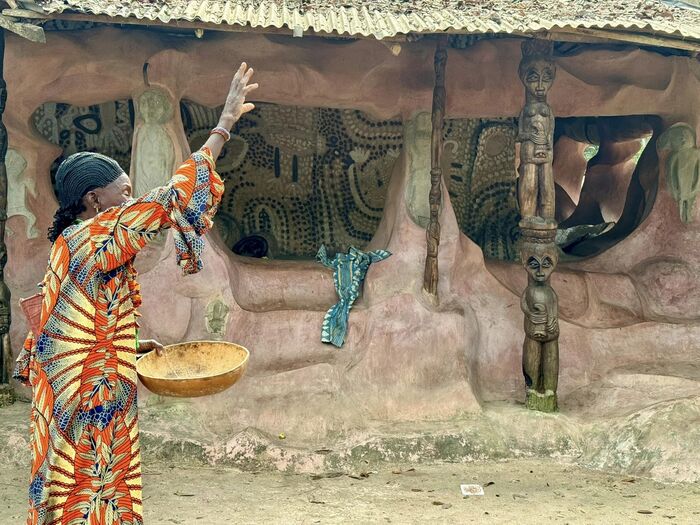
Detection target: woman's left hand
<box><xmin>138</xmin><ymin>339</ymin><xmax>165</xmax><ymax>356</ymax></box>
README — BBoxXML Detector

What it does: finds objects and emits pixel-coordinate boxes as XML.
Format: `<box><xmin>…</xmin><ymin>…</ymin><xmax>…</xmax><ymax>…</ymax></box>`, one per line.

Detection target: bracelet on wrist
<box><xmin>210</xmin><ymin>126</ymin><xmax>231</xmax><ymax>142</ymax></box>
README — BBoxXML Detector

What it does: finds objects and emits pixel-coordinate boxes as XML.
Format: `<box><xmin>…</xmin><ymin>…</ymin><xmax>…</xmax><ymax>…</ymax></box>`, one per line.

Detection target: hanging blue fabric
<box><xmin>317</xmin><ymin>245</ymin><xmax>391</xmax><ymax>348</ymax></box>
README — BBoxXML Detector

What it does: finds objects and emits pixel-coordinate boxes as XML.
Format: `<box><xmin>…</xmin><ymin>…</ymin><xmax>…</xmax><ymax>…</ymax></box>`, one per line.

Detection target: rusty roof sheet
<box><xmin>33</xmin><ymin>1</ymin><xmax>700</xmax><ymax>42</ymax></box>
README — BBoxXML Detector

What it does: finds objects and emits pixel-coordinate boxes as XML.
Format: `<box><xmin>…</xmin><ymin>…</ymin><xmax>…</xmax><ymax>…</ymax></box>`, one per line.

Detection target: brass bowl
<box><xmin>136</xmin><ymin>341</ymin><xmax>249</xmax><ymax>398</ymax></box>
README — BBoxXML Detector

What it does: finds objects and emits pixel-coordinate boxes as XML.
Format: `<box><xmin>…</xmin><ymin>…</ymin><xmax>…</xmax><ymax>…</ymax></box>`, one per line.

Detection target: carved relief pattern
<box><xmin>6</xmin><ymin>148</ymin><xmax>39</xmax><ymax>239</ymax></box>
<box><xmin>31</xmin><ymin>98</ymin><xmax>526</xmax><ymax>263</ymax></box>
<box><xmin>181</xmin><ymin>101</ymin><xmax>402</xmax><ymax>259</ymax></box>
<box><xmin>32</xmin><ymin>99</ymin><xmax>135</xmax><ymax>188</ymax></box>
<box><xmin>444</xmin><ymin>119</ymin><xmax>520</xmax><ymax>261</ymax></box>
<box><xmin>657</xmin><ymin>123</ymin><xmax>700</xmax><ymax>224</ymax></box>
<box><xmin>133</xmin><ymin>89</ymin><xmax>175</xmax><ymax>196</ymax></box>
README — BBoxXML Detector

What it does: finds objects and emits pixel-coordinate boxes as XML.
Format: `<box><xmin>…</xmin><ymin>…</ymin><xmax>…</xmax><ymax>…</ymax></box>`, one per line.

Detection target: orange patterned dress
<box><xmin>14</xmin><ymin>148</ymin><xmax>223</xmax><ymax>525</ymax></box>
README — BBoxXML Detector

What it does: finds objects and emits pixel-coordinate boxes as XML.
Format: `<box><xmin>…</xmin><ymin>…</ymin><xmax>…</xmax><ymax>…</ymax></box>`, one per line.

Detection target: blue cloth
<box><xmin>317</xmin><ymin>245</ymin><xmax>391</xmax><ymax>348</ymax></box>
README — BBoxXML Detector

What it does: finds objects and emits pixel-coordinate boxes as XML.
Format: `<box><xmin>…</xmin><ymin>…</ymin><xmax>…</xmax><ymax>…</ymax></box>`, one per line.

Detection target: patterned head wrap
<box><xmin>55</xmin><ymin>151</ymin><xmax>124</xmax><ymax>208</ymax></box>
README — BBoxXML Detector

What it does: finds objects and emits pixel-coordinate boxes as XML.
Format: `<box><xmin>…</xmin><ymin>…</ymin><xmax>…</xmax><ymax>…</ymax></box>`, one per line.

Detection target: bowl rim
<box><xmin>136</xmin><ymin>340</ymin><xmax>250</xmax><ymax>383</ymax></box>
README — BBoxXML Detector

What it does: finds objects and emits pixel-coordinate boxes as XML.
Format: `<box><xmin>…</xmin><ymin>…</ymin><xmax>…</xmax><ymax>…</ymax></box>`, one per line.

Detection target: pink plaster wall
<box><xmin>5</xmin><ymin>28</ymin><xmax>700</xmax><ymax>436</ymax></box>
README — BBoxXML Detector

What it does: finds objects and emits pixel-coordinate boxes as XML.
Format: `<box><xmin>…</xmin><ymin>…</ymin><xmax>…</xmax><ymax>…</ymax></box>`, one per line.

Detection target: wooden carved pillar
<box><xmin>0</xmin><ymin>28</ymin><xmax>12</xmax><ymax>406</ymax></box>
<box><xmin>423</xmin><ymin>36</ymin><xmax>448</xmax><ymax>298</ymax></box>
<box><xmin>517</xmin><ymin>40</ymin><xmax>559</xmax><ymax>412</ymax></box>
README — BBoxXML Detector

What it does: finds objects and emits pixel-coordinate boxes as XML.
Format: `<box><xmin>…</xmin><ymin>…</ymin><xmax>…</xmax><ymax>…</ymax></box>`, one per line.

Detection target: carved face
<box><xmin>137</xmin><ymin>89</ymin><xmax>173</xmax><ymax>124</ymax></box>
<box><xmin>525</xmin><ymin>254</ymin><xmax>556</xmax><ymax>282</ymax></box>
<box><xmin>520</xmin><ymin>59</ymin><xmax>556</xmax><ymax>100</ymax></box>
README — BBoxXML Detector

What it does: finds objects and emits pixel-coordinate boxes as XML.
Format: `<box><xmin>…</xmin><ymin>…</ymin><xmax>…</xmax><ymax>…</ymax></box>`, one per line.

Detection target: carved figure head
<box><xmin>519</xmin><ymin>40</ymin><xmax>556</xmax><ymax>101</ymax></box>
<box><xmin>137</xmin><ymin>89</ymin><xmax>173</xmax><ymax>124</ymax></box>
<box><xmin>657</xmin><ymin>123</ymin><xmax>700</xmax><ymax>223</ymax></box>
<box><xmin>520</xmin><ymin>240</ymin><xmax>558</xmax><ymax>283</ymax></box>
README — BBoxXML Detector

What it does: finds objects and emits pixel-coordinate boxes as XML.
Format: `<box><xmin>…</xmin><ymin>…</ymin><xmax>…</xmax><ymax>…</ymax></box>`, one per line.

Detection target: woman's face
<box><xmin>84</xmin><ymin>173</ymin><xmax>133</xmax><ymax>213</ymax></box>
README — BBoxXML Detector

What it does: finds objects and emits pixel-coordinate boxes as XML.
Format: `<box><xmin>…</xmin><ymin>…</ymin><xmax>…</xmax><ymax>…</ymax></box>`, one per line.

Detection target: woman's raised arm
<box><xmin>90</xmin><ymin>63</ymin><xmax>258</xmax><ymax>274</ymax></box>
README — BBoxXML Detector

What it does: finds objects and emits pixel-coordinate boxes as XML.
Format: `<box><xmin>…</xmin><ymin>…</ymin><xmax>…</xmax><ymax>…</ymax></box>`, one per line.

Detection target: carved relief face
<box><xmin>525</xmin><ymin>254</ymin><xmax>555</xmax><ymax>282</ymax></box>
<box><xmin>137</xmin><ymin>89</ymin><xmax>173</xmax><ymax>124</ymax></box>
<box><xmin>520</xmin><ymin>59</ymin><xmax>556</xmax><ymax>100</ymax></box>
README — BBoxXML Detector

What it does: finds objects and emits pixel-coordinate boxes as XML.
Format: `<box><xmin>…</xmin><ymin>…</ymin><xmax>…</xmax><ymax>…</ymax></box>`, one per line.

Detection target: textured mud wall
<box><xmin>4</xmin><ymin>28</ymin><xmax>700</xmax><ymax>438</ymax></box>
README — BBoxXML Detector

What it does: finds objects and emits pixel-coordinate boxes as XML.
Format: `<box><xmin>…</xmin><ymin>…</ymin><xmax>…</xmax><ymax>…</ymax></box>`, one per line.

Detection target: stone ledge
<box><xmin>2</xmin><ymin>398</ymin><xmax>699</xmax><ymax>483</ymax></box>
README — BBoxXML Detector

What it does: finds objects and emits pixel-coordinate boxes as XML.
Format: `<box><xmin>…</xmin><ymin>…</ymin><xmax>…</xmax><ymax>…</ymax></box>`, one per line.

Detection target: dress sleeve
<box><xmin>91</xmin><ymin>147</ymin><xmax>224</xmax><ymax>274</ymax></box>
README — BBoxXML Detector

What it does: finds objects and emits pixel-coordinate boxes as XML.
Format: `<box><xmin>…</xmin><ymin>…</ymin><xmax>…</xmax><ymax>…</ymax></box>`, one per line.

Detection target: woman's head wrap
<box><xmin>55</xmin><ymin>151</ymin><xmax>124</xmax><ymax>208</ymax></box>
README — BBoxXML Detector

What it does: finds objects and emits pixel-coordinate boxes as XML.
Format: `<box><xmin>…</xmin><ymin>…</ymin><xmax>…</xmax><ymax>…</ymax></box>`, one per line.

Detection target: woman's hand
<box><xmin>204</xmin><ymin>62</ymin><xmax>258</xmax><ymax>160</ymax></box>
<box><xmin>138</xmin><ymin>339</ymin><xmax>164</xmax><ymax>356</ymax></box>
<box><xmin>218</xmin><ymin>62</ymin><xmax>258</xmax><ymax>131</ymax></box>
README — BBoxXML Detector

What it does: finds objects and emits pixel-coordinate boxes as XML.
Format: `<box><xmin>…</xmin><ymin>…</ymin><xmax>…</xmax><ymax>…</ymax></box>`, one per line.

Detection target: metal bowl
<box><xmin>136</xmin><ymin>341</ymin><xmax>249</xmax><ymax>398</ymax></box>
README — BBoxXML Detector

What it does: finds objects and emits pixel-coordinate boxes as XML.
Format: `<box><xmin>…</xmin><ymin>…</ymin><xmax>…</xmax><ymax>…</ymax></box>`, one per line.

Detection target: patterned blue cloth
<box><xmin>317</xmin><ymin>245</ymin><xmax>391</xmax><ymax>348</ymax></box>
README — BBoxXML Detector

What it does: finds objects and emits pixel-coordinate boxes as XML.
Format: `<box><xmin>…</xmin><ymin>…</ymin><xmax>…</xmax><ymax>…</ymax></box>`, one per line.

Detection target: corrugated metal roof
<box><xmin>33</xmin><ymin>1</ymin><xmax>700</xmax><ymax>42</ymax></box>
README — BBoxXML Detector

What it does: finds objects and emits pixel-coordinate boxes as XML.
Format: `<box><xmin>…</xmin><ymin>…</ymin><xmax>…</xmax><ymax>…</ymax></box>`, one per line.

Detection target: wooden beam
<box><xmin>0</xmin><ymin>13</ymin><xmax>44</xmax><ymax>42</ymax></box>
<box><xmin>2</xmin><ymin>8</ymin><xmax>49</xmax><ymax>20</ymax></box>
<box><xmin>542</xmin><ymin>27</ymin><xmax>700</xmax><ymax>53</ymax></box>
<box><xmin>422</xmin><ymin>36</ymin><xmax>448</xmax><ymax>300</ymax></box>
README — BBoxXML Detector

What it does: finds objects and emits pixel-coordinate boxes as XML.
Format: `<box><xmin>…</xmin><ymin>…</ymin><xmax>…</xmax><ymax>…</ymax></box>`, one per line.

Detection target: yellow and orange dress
<box><xmin>14</xmin><ymin>148</ymin><xmax>223</xmax><ymax>525</ymax></box>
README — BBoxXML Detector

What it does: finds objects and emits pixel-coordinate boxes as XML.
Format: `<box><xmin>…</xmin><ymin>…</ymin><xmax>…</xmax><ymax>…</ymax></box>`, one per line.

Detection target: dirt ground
<box><xmin>2</xmin><ymin>458</ymin><xmax>699</xmax><ymax>524</ymax></box>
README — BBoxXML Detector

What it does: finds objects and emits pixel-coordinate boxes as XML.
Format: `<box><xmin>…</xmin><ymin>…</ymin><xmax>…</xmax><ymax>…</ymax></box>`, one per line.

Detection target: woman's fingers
<box><xmin>233</xmin><ymin>62</ymin><xmax>246</xmax><ymax>83</ymax></box>
<box><xmin>243</xmin><ymin>83</ymin><xmax>259</xmax><ymax>95</ymax></box>
<box><xmin>242</xmin><ymin>67</ymin><xmax>254</xmax><ymax>85</ymax></box>
<box><xmin>232</xmin><ymin>63</ymin><xmax>251</xmax><ymax>89</ymax></box>
<box><xmin>241</xmin><ymin>102</ymin><xmax>255</xmax><ymax>114</ymax></box>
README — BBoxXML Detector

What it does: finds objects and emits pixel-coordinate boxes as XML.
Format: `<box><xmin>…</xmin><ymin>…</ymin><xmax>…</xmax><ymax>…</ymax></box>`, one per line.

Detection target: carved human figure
<box><xmin>657</xmin><ymin>123</ymin><xmax>700</xmax><ymax>223</ymax></box>
<box><xmin>6</xmin><ymin>149</ymin><xmax>38</xmax><ymax>239</ymax></box>
<box><xmin>517</xmin><ymin>40</ymin><xmax>556</xmax><ymax>223</ymax></box>
<box><xmin>520</xmin><ymin>239</ymin><xmax>559</xmax><ymax>412</ymax></box>
<box><xmin>133</xmin><ymin>89</ymin><xmax>175</xmax><ymax>196</ymax></box>
<box><xmin>205</xmin><ymin>297</ymin><xmax>230</xmax><ymax>338</ymax></box>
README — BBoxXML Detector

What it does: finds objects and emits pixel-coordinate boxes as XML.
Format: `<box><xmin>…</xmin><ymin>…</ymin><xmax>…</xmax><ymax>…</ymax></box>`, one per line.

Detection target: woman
<box><xmin>14</xmin><ymin>63</ymin><xmax>257</xmax><ymax>525</ymax></box>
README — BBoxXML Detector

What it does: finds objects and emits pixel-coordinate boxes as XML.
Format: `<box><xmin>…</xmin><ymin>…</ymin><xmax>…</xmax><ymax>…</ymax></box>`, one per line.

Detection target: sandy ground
<box><xmin>2</xmin><ymin>459</ymin><xmax>699</xmax><ymax>524</ymax></box>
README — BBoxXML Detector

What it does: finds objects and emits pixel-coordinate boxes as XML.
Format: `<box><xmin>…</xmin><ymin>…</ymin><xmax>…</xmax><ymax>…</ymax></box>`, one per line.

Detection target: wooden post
<box><xmin>0</xmin><ymin>28</ymin><xmax>13</xmax><ymax>406</ymax></box>
<box><xmin>516</xmin><ymin>40</ymin><xmax>559</xmax><ymax>412</ymax></box>
<box><xmin>423</xmin><ymin>36</ymin><xmax>448</xmax><ymax>298</ymax></box>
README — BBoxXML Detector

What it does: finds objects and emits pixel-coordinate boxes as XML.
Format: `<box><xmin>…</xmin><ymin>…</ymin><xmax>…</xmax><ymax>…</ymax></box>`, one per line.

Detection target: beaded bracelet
<box><xmin>210</xmin><ymin>126</ymin><xmax>231</xmax><ymax>142</ymax></box>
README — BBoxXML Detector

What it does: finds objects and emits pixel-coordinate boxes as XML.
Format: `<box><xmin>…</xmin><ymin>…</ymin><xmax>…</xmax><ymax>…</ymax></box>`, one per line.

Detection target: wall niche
<box><xmin>181</xmin><ymin>101</ymin><xmax>402</xmax><ymax>260</ymax></box>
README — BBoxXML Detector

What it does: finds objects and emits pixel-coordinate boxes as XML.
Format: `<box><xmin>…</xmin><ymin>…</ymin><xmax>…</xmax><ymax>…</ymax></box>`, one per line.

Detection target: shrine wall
<box><xmin>4</xmin><ymin>27</ymin><xmax>700</xmax><ymax>436</ymax></box>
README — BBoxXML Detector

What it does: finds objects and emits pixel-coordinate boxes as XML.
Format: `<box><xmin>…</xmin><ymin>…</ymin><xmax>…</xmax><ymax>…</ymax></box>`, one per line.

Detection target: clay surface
<box><xmin>3</xmin><ymin>29</ymin><xmax>699</xmax><ymax>444</ymax></box>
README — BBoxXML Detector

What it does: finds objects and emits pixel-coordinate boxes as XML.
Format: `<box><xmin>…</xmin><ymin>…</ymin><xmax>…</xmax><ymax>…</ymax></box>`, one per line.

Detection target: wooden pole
<box><xmin>517</xmin><ymin>39</ymin><xmax>559</xmax><ymax>413</ymax></box>
<box><xmin>423</xmin><ymin>36</ymin><xmax>448</xmax><ymax>298</ymax></box>
<box><xmin>0</xmin><ymin>28</ymin><xmax>12</xmax><ymax>404</ymax></box>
